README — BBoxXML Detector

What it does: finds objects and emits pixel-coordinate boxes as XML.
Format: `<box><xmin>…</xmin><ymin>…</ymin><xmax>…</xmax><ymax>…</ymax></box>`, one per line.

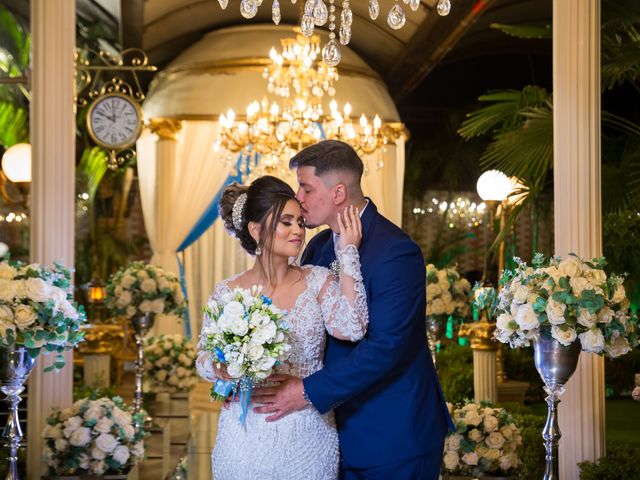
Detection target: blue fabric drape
<box><xmin>175</xmin><ymin>153</ymin><xmax>249</xmax><ymax>337</ymax></box>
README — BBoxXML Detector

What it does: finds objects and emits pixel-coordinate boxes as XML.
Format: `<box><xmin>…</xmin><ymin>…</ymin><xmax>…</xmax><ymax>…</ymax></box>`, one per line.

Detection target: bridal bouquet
<box><xmin>200</xmin><ymin>286</ymin><xmax>290</xmax><ymax>423</ymax></box>
<box><xmin>426</xmin><ymin>264</ymin><xmax>472</xmax><ymax>319</ymax></box>
<box><xmin>442</xmin><ymin>402</ymin><xmax>522</xmax><ymax>477</ymax></box>
<box><xmin>105</xmin><ymin>262</ymin><xmax>186</xmax><ymax>319</ymax></box>
<box><xmin>144</xmin><ymin>334</ymin><xmax>199</xmax><ymax>393</ymax></box>
<box><xmin>494</xmin><ymin>253</ymin><xmax>639</xmax><ymax>357</ymax></box>
<box><xmin>0</xmin><ymin>259</ymin><xmax>86</xmax><ymax>371</ymax></box>
<box><xmin>42</xmin><ymin>396</ymin><xmax>146</xmax><ymax>476</ymax></box>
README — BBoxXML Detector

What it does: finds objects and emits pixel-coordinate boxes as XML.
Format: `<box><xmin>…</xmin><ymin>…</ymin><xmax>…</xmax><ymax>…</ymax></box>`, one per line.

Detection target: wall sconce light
<box><xmin>1</xmin><ymin>143</ymin><xmax>31</xmax><ymax>209</ymax></box>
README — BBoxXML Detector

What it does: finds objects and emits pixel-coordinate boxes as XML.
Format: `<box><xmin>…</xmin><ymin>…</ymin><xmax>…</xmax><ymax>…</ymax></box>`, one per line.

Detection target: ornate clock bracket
<box><xmin>76</xmin><ymin>48</ymin><xmax>157</xmax><ymax>169</ymax></box>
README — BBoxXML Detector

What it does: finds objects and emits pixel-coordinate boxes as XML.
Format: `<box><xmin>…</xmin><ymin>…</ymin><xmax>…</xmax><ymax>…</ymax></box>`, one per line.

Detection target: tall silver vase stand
<box><xmin>0</xmin><ymin>345</ymin><xmax>37</xmax><ymax>480</ymax></box>
<box><xmin>427</xmin><ymin>315</ymin><xmax>443</xmax><ymax>367</ymax></box>
<box><xmin>131</xmin><ymin>313</ymin><xmax>155</xmax><ymax>429</ymax></box>
<box><xmin>533</xmin><ymin>334</ymin><xmax>581</xmax><ymax>480</ymax></box>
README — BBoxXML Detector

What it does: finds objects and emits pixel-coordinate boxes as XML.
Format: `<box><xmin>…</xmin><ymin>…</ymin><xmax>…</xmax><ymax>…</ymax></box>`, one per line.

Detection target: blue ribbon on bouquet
<box><xmin>212</xmin><ymin>377</ymin><xmax>255</xmax><ymax>427</ymax></box>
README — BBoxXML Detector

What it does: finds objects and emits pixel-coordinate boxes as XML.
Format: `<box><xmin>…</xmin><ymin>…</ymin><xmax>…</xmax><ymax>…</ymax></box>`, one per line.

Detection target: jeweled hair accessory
<box><xmin>232</xmin><ymin>193</ymin><xmax>248</xmax><ymax>230</ymax></box>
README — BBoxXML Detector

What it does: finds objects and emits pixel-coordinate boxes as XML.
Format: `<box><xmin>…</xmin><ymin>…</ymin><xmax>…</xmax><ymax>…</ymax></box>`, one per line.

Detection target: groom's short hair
<box><xmin>289</xmin><ymin>140</ymin><xmax>364</xmax><ymax>181</ymax></box>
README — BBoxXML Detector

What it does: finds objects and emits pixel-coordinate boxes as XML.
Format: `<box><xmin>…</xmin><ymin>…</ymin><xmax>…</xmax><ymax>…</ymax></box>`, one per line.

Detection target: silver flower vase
<box><xmin>533</xmin><ymin>334</ymin><xmax>581</xmax><ymax>480</ymax></box>
<box><xmin>427</xmin><ymin>315</ymin><xmax>443</xmax><ymax>367</ymax></box>
<box><xmin>131</xmin><ymin>313</ymin><xmax>155</xmax><ymax>429</ymax></box>
<box><xmin>0</xmin><ymin>345</ymin><xmax>37</xmax><ymax>480</ymax></box>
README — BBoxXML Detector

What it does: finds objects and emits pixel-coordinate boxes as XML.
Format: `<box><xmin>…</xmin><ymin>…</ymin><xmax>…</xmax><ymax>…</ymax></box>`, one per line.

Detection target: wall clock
<box><xmin>86</xmin><ymin>92</ymin><xmax>143</xmax><ymax>151</ymax></box>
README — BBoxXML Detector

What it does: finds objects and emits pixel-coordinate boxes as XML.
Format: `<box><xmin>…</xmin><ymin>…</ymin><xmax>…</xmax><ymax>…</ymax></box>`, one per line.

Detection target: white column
<box><xmin>553</xmin><ymin>0</ymin><xmax>605</xmax><ymax>478</ymax></box>
<box><xmin>473</xmin><ymin>350</ymin><xmax>498</xmax><ymax>404</ymax></box>
<box><xmin>27</xmin><ymin>1</ymin><xmax>76</xmax><ymax>478</ymax></box>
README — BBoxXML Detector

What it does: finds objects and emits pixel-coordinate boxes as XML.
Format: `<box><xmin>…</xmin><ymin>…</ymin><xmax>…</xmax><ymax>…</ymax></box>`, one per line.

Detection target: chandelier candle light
<box><xmin>216</xmin><ymin>33</ymin><xmax>405</xmax><ymax>179</ymax></box>
<box><xmin>216</xmin><ymin>0</ymin><xmax>452</xmax><ymax>66</ymax></box>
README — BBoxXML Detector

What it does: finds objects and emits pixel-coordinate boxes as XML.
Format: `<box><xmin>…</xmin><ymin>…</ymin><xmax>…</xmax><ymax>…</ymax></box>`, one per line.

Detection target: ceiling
<box><xmin>3</xmin><ymin>0</ymin><xmax>552</xmax><ymax>102</ymax></box>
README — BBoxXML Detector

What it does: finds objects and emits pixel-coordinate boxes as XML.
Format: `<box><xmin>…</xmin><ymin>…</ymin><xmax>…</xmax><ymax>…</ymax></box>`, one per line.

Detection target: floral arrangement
<box><xmin>200</xmin><ymin>286</ymin><xmax>290</xmax><ymax>423</ymax></box>
<box><xmin>43</xmin><ymin>396</ymin><xmax>146</xmax><ymax>476</ymax></box>
<box><xmin>144</xmin><ymin>334</ymin><xmax>199</xmax><ymax>393</ymax></box>
<box><xmin>426</xmin><ymin>264</ymin><xmax>472</xmax><ymax>319</ymax></box>
<box><xmin>0</xmin><ymin>259</ymin><xmax>86</xmax><ymax>371</ymax></box>
<box><xmin>493</xmin><ymin>253</ymin><xmax>639</xmax><ymax>357</ymax></box>
<box><xmin>105</xmin><ymin>262</ymin><xmax>186</xmax><ymax>319</ymax></box>
<box><xmin>442</xmin><ymin>402</ymin><xmax>522</xmax><ymax>477</ymax></box>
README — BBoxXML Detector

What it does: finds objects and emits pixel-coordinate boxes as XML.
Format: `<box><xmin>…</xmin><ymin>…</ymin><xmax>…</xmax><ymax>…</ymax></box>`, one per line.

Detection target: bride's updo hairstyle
<box><xmin>219</xmin><ymin>175</ymin><xmax>297</xmax><ymax>260</ymax></box>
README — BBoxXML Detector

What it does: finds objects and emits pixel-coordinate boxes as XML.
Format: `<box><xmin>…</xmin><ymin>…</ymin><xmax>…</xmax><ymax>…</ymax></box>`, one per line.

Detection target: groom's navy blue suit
<box><xmin>302</xmin><ymin>201</ymin><xmax>453</xmax><ymax>479</ymax></box>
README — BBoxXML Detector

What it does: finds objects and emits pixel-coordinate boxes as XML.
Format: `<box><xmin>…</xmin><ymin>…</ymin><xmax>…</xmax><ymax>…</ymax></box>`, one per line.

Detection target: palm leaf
<box><xmin>76</xmin><ymin>147</ymin><xmax>108</xmax><ymax>201</ymax></box>
<box><xmin>491</xmin><ymin>22</ymin><xmax>552</xmax><ymax>39</ymax></box>
<box><xmin>0</xmin><ymin>101</ymin><xmax>28</xmax><ymax>147</ymax></box>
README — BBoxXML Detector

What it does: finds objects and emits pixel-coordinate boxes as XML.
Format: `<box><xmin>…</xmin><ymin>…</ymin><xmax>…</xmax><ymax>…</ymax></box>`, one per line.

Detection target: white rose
<box><xmin>155</xmin><ymin>370</ymin><xmax>168</xmax><ymax>382</ymax></box>
<box><xmin>546</xmin><ymin>298</ymin><xmax>567</xmax><ymax>325</ymax></box>
<box><xmin>59</xmin><ymin>299</ymin><xmax>80</xmax><ymax>321</ymax></box>
<box><xmin>69</xmin><ymin>427</ymin><xmax>91</xmax><ymax>447</ymax></box>
<box><xmin>513</xmin><ymin>285</ymin><xmax>529</xmax><ymax>304</ymax></box>
<box><xmin>139</xmin><ymin>299</ymin><xmax>153</xmax><ymax>313</ymax></box>
<box><xmin>247</xmin><ymin>343</ymin><xmax>264</xmax><ymax>361</ymax></box>
<box><xmin>468</xmin><ymin>428</ymin><xmax>483</xmax><ymax>442</ymax></box>
<box><xmin>483</xmin><ymin>448</ymin><xmax>502</xmax><ymax>461</ymax></box>
<box><xmin>0</xmin><ymin>263</ymin><xmax>17</xmax><ymax>279</ymax></box>
<box><xmin>137</xmin><ymin>269</ymin><xmax>149</xmax><ymax>280</ymax></box>
<box><xmin>121</xmin><ymin>275</ymin><xmax>136</xmax><ymax>289</ymax></box>
<box><xmin>230</xmin><ymin>316</ymin><xmax>249</xmax><ymax>336</ymax></box>
<box><xmin>500</xmin><ymin>424</ymin><xmax>515</xmax><ymax>440</ymax></box>
<box><xmin>151</xmin><ymin>298</ymin><xmax>165</xmax><ymax>314</ymax></box>
<box><xmin>551</xmin><ymin>325</ymin><xmax>577</xmax><ymax>346</ymax></box>
<box><xmin>443</xmin><ymin>451</ymin><xmax>460</xmax><ymax>470</ymax></box>
<box><xmin>24</xmin><ymin>278</ymin><xmax>51</xmax><ymax>302</ymax></box>
<box><xmin>496</xmin><ymin>313</ymin><xmax>516</xmax><ymax>335</ymax></box>
<box><xmin>447</xmin><ymin>434</ymin><xmax>462</xmax><ymax>451</ymax></box>
<box><xmin>253</xmin><ymin>322</ymin><xmax>277</xmax><ymax>344</ymax></box>
<box><xmin>91</xmin><ymin>460</ymin><xmax>107</xmax><ymax>475</ymax></box>
<box><xmin>0</xmin><ymin>279</ymin><xmax>17</xmax><ymax>302</ymax></box>
<box><xmin>585</xmin><ymin>267</ymin><xmax>607</xmax><ymax>286</ymax></box>
<box><xmin>577</xmin><ymin>309</ymin><xmax>597</xmax><ymax>328</ymax></box>
<box><xmin>174</xmin><ymin>288</ymin><xmax>185</xmax><ymax>304</ymax></box>
<box><xmin>605</xmin><ymin>332</ymin><xmax>631</xmax><ymax>358</ymax></box>
<box><xmin>483</xmin><ymin>414</ymin><xmax>499</xmax><ymax>433</ymax></box>
<box><xmin>95</xmin><ymin>433</ymin><xmax>118</xmax><ymax>453</ymax></box>
<box><xmin>178</xmin><ymin>353</ymin><xmax>191</xmax><ymax>365</ymax></box>
<box><xmin>126</xmin><ymin>305</ymin><xmax>137</xmax><ymax>317</ymax></box>
<box><xmin>558</xmin><ymin>257</ymin><xmax>583</xmax><ymax>278</ymax></box>
<box><xmin>437</xmin><ymin>270</ymin><xmax>448</xmax><ymax>283</ymax></box>
<box><xmin>429</xmin><ymin>298</ymin><xmax>445</xmax><ymax>316</ymax></box>
<box><xmin>78</xmin><ymin>453</ymin><xmax>90</xmax><ymax>469</ymax></box>
<box><xmin>54</xmin><ymin>438</ymin><xmax>68</xmax><ymax>451</ymax></box>
<box><xmin>84</xmin><ymin>403</ymin><xmax>103</xmax><ymax>422</ymax></box>
<box><xmin>123</xmin><ymin>424</ymin><xmax>135</xmax><ymax>440</ymax></box>
<box><xmin>485</xmin><ymin>431</ymin><xmax>506</xmax><ymax>449</ymax></box>
<box><xmin>112</xmin><ymin>445</ymin><xmax>131</xmax><ymax>465</ymax></box>
<box><xmin>499</xmin><ymin>455</ymin><xmax>512</xmax><ymax>470</ymax></box>
<box><xmin>157</xmin><ymin>277</ymin><xmax>171</xmax><ymax>291</ymax></box>
<box><xmin>168</xmin><ymin>374</ymin><xmax>179</xmax><ymax>385</ymax></box>
<box><xmin>140</xmin><ymin>278</ymin><xmax>157</xmax><ymax>293</ymax></box>
<box><xmin>111</xmin><ymin>407</ymin><xmax>132</xmax><ymax>427</ymax></box>
<box><xmin>579</xmin><ymin>329</ymin><xmax>605</xmax><ymax>353</ymax></box>
<box><xmin>464</xmin><ymin>410</ymin><xmax>482</xmax><ymax>427</ymax></box>
<box><xmin>65</xmin><ymin>415</ymin><xmax>83</xmax><ymax>431</ymax></box>
<box><xmin>462</xmin><ymin>451</ymin><xmax>479</xmax><ymax>466</ymax></box>
<box><xmin>223</xmin><ymin>301</ymin><xmax>244</xmax><ymax>319</ymax></box>
<box><xmin>91</xmin><ymin>446</ymin><xmax>106</xmax><ymax>460</ymax></box>
<box><xmin>116</xmin><ymin>290</ymin><xmax>132</xmax><ymax>308</ymax></box>
<box><xmin>256</xmin><ymin>355</ymin><xmax>276</xmax><ymax>372</ymax></box>
<box><xmin>0</xmin><ymin>306</ymin><xmax>15</xmax><ymax>340</ymax></box>
<box><xmin>227</xmin><ymin>362</ymin><xmax>245</xmax><ymax>378</ymax></box>
<box><xmin>426</xmin><ymin>283</ymin><xmax>442</xmax><ymax>302</ymax></box>
<box><xmin>43</xmin><ymin>425</ymin><xmax>63</xmax><ymax>439</ymax></box>
<box><xmin>570</xmin><ymin>277</ymin><xmax>592</xmax><ymax>296</ymax></box>
<box><xmin>444</xmin><ymin>299</ymin><xmax>455</xmax><ymax>315</ymax></box>
<box><xmin>95</xmin><ymin>417</ymin><xmax>114</xmax><ymax>434</ymax></box>
<box><xmin>515</xmin><ymin>304</ymin><xmax>539</xmax><ymax>331</ymax></box>
<box><xmin>597</xmin><ymin>306</ymin><xmax>614</xmax><ymax>324</ymax></box>
<box><xmin>59</xmin><ymin>407</ymin><xmax>74</xmax><ymax>421</ymax></box>
<box><xmin>612</xmin><ymin>283</ymin><xmax>626</xmax><ymax>304</ymax></box>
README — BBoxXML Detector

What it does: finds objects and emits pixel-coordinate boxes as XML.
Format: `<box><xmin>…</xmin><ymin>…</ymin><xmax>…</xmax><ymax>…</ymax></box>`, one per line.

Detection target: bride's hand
<box><xmin>213</xmin><ymin>362</ymin><xmax>234</xmax><ymax>381</ymax></box>
<box><xmin>337</xmin><ymin>205</ymin><xmax>362</xmax><ymax>250</ymax></box>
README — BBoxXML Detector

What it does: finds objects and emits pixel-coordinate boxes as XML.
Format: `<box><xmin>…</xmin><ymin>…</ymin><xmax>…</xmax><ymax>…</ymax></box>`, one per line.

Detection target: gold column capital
<box><xmin>458</xmin><ymin>311</ymin><xmax>498</xmax><ymax>351</ymax></box>
<box><xmin>149</xmin><ymin>118</ymin><xmax>182</xmax><ymax>140</ymax></box>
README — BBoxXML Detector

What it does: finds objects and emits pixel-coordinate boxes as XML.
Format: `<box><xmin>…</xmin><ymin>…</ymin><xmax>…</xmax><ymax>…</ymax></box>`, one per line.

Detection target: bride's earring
<box><xmin>255</xmin><ymin>245</ymin><xmax>262</xmax><ymax>256</ymax></box>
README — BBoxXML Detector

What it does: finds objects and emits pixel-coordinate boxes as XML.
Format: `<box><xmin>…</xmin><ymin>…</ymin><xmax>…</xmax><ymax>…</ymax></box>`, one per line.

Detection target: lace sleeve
<box><xmin>195</xmin><ymin>281</ymin><xmax>226</xmax><ymax>382</ymax></box>
<box><xmin>318</xmin><ymin>244</ymin><xmax>369</xmax><ymax>341</ymax></box>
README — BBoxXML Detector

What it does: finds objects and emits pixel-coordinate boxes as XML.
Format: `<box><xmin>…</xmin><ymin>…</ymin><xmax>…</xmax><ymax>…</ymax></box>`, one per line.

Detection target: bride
<box><xmin>195</xmin><ymin>175</ymin><xmax>368</xmax><ymax>480</ymax></box>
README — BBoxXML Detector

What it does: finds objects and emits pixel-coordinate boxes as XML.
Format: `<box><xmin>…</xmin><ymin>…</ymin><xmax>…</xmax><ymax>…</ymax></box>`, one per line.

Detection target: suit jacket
<box><xmin>302</xmin><ymin>200</ymin><xmax>454</xmax><ymax>468</ymax></box>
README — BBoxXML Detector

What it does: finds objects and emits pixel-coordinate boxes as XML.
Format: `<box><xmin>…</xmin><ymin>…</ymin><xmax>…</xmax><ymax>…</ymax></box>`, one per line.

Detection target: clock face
<box><xmin>87</xmin><ymin>94</ymin><xmax>142</xmax><ymax>150</ymax></box>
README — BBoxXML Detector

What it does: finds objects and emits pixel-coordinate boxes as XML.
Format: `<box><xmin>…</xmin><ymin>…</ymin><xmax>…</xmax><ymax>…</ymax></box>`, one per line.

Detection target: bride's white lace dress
<box><xmin>196</xmin><ymin>245</ymin><xmax>368</xmax><ymax>480</ymax></box>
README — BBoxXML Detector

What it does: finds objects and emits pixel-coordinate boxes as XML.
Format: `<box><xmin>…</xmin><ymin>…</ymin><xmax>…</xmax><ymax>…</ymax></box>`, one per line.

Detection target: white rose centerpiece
<box><xmin>493</xmin><ymin>253</ymin><xmax>639</xmax><ymax>357</ymax></box>
<box><xmin>198</xmin><ymin>286</ymin><xmax>290</xmax><ymax>425</ymax></box>
<box><xmin>43</xmin><ymin>396</ymin><xmax>146</xmax><ymax>476</ymax></box>
<box><xmin>105</xmin><ymin>262</ymin><xmax>186</xmax><ymax>319</ymax></box>
<box><xmin>426</xmin><ymin>264</ymin><xmax>472</xmax><ymax>321</ymax></box>
<box><xmin>144</xmin><ymin>334</ymin><xmax>199</xmax><ymax>393</ymax></box>
<box><xmin>442</xmin><ymin>402</ymin><xmax>522</xmax><ymax>478</ymax></box>
<box><xmin>0</xmin><ymin>259</ymin><xmax>86</xmax><ymax>370</ymax></box>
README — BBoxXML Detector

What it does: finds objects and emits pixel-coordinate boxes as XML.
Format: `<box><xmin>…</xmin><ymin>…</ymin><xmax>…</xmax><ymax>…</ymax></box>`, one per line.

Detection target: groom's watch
<box><xmin>302</xmin><ymin>384</ymin><xmax>312</xmax><ymax>405</ymax></box>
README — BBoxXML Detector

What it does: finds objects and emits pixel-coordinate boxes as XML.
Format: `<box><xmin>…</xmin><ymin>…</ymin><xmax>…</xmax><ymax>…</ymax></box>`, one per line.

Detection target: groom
<box><xmin>253</xmin><ymin>140</ymin><xmax>453</xmax><ymax>479</ymax></box>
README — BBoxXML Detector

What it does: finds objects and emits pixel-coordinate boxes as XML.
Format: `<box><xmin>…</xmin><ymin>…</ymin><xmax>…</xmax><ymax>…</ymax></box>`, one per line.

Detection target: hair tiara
<box><xmin>232</xmin><ymin>193</ymin><xmax>248</xmax><ymax>230</ymax></box>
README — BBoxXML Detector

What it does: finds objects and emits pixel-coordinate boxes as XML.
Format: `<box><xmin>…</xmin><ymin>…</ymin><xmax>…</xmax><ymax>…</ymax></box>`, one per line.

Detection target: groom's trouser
<box><xmin>340</xmin><ymin>447</ymin><xmax>444</xmax><ymax>480</ymax></box>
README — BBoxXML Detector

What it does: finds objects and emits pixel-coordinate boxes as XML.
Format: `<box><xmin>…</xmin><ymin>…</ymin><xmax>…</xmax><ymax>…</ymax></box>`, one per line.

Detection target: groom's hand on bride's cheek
<box><xmin>252</xmin><ymin>374</ymin><xmax>307</xmax><ymax>422</ymax></box>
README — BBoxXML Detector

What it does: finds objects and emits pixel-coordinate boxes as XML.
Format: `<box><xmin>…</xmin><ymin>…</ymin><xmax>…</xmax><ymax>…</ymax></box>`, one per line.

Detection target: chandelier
<box><xmin>215</xmin><ymin>33</ymin><xmax>405</xmax><ymax>179</ymax></box>
<box><xmin>413</xmin><ymin>195</ymin><xmax>487</xmax><ymax>229</ymax></box>
<box><xmin>215</xmin><ymin>0</ymin><xmax>452</xmax><ymax>66</ymax></box>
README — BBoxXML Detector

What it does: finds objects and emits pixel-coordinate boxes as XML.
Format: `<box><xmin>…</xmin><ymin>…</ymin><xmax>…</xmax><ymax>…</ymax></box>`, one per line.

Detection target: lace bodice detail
<box><xmin>196</xmin><ymin>245</ymin><xmax>368</xmax><ymax>381</ymax></box>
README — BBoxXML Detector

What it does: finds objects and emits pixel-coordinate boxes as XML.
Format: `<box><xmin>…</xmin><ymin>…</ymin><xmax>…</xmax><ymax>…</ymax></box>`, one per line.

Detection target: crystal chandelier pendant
<box><xmin>387</xmin><ymin>2</ymin><xmax>406</xmax><ymax>30</ymax></box>
<box><xmin>437</xmin><ymin>0</ymin><xmax>451</xmax><ymax>16</ymax></box>
<box><xmin>339</xmin><ymin>23</ymin><xmax>351</xmax><ymax>45</ymax></box>
<box><xmin>301</xmin><ymin>14</ymin><xmax>315</xmax><ymax>36</ymax></box>
<box><xmin>341</xmin><ymin>1</ymin><xmax>353</xmax><ymax>26</ymax></box>
<box><xmin>368</xmin><ymin>0</ymin><xmax>379</xmax><ymax>20</ymax></box>
<box><xmin>240</xmin><ymin>0</ymin><xmax>258</xmax><ymax>18</ymax></box>
<box><xmin>272</xmin><ymin>0</ymin><xmax>281</xmax><ymax>24</ymax></box>
<box><xmin>313</xmin><ymin>0</ymin><xmax>329</xmax><ymax>26</ymax></box>
<box><xmin>322</xmin><ymin>39</ymin><xmax>341</xmax><ymax>67</ymax></box>
<box><xmin>218</xmin><ymin>0</ymin><xmax>229</xmax><ymax>9</ymax></box>
<box><xmin>408</xmin><ymin>0</ymin><xmax>419</xmax><ymax>12</ymax></box>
